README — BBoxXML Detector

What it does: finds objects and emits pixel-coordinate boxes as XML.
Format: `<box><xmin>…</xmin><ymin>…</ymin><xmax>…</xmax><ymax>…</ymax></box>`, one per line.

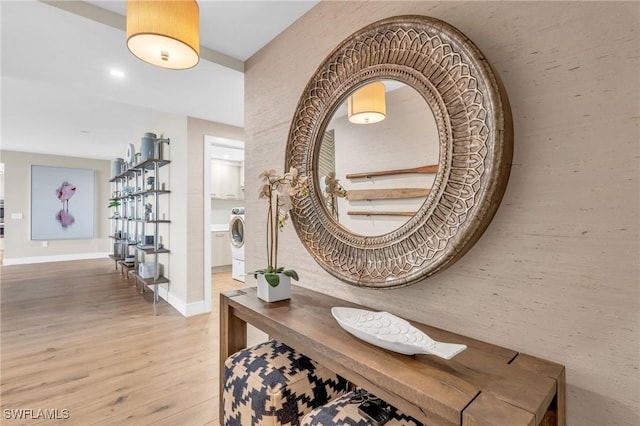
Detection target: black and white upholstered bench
<box><xmin>301</xmin><ymin>388</ymin><xmax>425</xmax><ymax>426</ymax></box>
<box><xmin>222</xmin><ymin>339</ymin><xmax>349</xmax><ymax>426</ymax></box>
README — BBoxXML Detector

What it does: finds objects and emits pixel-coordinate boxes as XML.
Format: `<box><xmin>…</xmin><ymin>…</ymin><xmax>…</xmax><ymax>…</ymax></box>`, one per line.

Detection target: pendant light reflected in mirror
<box><xmin>126</xmin><ymin>0</ymin><xmax>200</xmax><ymax>70</ymax></box>
<box><xmin>347</xmin><ymin>82</ymin><xmax>386</xmax><ymax>124</ymax></box>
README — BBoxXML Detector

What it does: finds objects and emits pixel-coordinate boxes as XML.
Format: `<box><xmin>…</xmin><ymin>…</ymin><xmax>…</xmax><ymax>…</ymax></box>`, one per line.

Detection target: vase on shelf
<box><xmin>256</xmin><ymin>274</ymin><xmax>291</xmax><ymax>302</ymax></box>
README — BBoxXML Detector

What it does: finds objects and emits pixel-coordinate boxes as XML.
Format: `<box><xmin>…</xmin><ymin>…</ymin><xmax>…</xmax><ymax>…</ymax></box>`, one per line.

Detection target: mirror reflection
<box><xmin>317</xmin><ymin>80</ymin><xmax>440</xmax><ymax>237</ymax></box>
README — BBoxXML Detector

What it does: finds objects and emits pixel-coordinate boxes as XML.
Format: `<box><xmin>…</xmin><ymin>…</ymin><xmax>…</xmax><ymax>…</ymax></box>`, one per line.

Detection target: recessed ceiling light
<box><xmin>223</xmin><ymin>155</ymin><xmax>230</xmax><ymax>159</ymax></box>
<box><xmin>110</xmin><ymin>69</ymin><xmax>125</xmax><ymax>79</ymax></box>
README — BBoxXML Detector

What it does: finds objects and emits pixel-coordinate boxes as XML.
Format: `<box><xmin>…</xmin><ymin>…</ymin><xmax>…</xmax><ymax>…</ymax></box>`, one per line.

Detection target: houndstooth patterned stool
<box><xmin>223</xmin><ymin>339</ymin><xmax>349</xmax><ymax>426</ymax></box>
<box><xmin>301</xmin><ymin>389</ymin><xmax>425</xmax><ymax>426</ymax></box>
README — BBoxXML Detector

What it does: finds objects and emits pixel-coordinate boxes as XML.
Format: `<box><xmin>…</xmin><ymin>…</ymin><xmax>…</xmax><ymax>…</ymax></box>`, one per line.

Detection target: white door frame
<box><xmin>202</xmin><ymin>138</ymin><xmax>212</xmax><ymax>313</ymax></box>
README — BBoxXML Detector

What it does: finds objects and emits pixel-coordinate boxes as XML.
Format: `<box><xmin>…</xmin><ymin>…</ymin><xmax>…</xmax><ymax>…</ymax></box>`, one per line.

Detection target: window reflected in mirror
<box><xmin>317</xmin><ymin>80</ymin><xmax>440</xmax><ymax>237</ymax></box>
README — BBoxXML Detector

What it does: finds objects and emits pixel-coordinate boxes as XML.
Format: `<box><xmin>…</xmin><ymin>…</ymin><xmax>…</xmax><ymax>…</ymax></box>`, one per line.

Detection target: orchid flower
<box><xmin>249</xmin><ymin>166</ymin><xmax>309</xmax><ymax>287</ymax></box>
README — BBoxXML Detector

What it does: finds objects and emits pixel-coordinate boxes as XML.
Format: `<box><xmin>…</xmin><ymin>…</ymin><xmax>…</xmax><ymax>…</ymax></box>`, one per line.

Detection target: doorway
<box><xmin>203</xmin><ymin>136</ymin><xmax>244</xmax><ymax>312</ymax></box>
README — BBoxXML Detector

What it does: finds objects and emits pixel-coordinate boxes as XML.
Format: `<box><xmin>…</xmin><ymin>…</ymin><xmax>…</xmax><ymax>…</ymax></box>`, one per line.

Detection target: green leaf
<box><xmin>246</xmin><ymin>269</ymin><xmax>268</xmax><ymax>280</ymax></box>
<box><xmin>275</xmin><ymin>267</ymin><xmax>285</xmax><ymax>273</ymax></box>
<box><xmin>282</xmin><ymin>269</ymin><xmax>299</xmax><ymax>281</ymax></box>
<box><xmin>264</xmin><ymin>273</ymin><xmax>280</xmax><ymax>287</ymax></box>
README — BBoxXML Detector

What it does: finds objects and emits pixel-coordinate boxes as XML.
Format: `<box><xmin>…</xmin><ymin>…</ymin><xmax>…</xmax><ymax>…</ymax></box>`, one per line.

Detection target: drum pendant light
<box><xmin>347</xmin><ymin>82</ymin><xmax>386</xmax><ymax>124</ymax></box>
<box><xmin>126</xmin><ymin>0</ymin><xmax>200</xmax><ymax>70</ymax></box>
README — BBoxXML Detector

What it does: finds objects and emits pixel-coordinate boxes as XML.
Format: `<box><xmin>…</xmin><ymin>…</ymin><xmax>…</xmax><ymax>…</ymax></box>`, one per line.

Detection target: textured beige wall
<box><xmin>244</xmin><ymin>2</ymin><xmax>639</xmax><ymax>425</ymax></box>
<box><xmin>0</xmin><ymin>150</ymin><xmax>110</xmax><ymax>261</ymax></box>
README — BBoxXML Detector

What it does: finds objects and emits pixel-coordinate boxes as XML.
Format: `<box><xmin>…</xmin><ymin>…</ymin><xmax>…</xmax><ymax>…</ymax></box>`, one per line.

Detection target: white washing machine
<box><xmin>229</xmin><ymin>207</ymin><xmax>245</xmax><ymax>282</ymax></box>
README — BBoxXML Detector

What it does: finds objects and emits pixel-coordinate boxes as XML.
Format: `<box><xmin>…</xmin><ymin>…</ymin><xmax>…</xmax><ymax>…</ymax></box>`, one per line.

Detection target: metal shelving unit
<box><xmin>109</xmin><ymin>152</ymin><xmax>171</xmax><ymax>314</ymax></box>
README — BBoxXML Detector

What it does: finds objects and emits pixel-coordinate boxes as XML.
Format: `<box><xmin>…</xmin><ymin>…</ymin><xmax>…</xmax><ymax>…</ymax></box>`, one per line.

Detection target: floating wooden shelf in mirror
<box><xmin>285</xmin><ymin>15</ymin><xmax>513</xmax><ymax>288</ymax></box>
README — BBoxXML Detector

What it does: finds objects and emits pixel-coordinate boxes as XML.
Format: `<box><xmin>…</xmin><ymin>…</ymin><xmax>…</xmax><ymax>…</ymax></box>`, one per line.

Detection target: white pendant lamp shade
<box><xmin>126</xmin><ymin>0</ymin><xmax>200</xmax><ymax>70</ymax></box>
<box><xmin>347</xmin><ymin>82</ymin><xmax>386</xmax><ymax>124</ymax></box>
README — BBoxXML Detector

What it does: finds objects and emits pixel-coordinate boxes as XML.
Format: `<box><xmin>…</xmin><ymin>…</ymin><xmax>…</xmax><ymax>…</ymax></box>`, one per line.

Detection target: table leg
<box><xmin>219</xmin><ymin>292</ymin><xmax>247</xmax><ymax>425</ymax></box>
<box><xmin>511</xmin><ymin>353</ymin><xmax>565</xmax><ymax>426</ymax></box>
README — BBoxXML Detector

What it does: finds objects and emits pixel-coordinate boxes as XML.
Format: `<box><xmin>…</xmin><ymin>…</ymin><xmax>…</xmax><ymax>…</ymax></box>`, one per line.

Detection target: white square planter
<box><xmin>256</xmin><ymin>274</ymin><xmax>291</xmax><ymax>302</ymax></box>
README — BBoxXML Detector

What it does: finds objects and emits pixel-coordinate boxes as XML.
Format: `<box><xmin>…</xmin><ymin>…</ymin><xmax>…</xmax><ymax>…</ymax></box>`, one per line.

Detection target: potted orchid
<box><xmin>108</xmin><ymin>200</ymin><xmax>121</xmax><ymax>218</ymax></box>
<box><xmin>249</xmin><ymin>167</ymin><xmax>308</xmax><ymax>302</ymax></box>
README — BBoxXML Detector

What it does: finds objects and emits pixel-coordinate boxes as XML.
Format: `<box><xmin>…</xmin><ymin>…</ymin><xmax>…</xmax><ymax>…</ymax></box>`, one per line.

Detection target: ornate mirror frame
<box><xmin>285</xmin><ymin>15</ymin><xmax>513</xmax><ymax>288</ymax></box>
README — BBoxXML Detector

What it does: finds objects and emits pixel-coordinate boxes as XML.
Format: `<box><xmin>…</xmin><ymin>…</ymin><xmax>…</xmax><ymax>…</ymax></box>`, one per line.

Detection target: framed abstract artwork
<box><xmin>31</xmin><ymin>165</ymin><xmax>95</xmax><ymax>240</ymax></box>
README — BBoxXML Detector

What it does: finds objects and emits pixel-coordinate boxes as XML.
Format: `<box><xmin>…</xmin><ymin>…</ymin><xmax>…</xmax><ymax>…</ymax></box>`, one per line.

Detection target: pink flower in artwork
<box><xmin>56</xmin><ymin>210</ymin><xmax>75</xmax><ymax>228</ymax></box>
<box><xmin>56</xmin><ymin>181</ymin><xmax>76</xmax><ymax>202</ymax></box>
<box><xmin>55</xmin><ymin>181</ymin><xmax>76</xmax><ymax>228</ymax></box>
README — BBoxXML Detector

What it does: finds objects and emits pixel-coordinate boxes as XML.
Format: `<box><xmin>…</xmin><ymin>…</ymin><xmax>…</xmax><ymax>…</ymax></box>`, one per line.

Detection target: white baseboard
<box><xmin>154</xmin><ymin>285</ymin><xmax>210</xmax><ymax>317</ymax></box>
<box><xmin>184</xmin><ymin>300</ymin><xmax>208</xmax><ymax>316</ymax></box>
<box><xmin>2</xmin><ymin>252</ymin><xmax>110</xmax><ymax>266</ymax></box>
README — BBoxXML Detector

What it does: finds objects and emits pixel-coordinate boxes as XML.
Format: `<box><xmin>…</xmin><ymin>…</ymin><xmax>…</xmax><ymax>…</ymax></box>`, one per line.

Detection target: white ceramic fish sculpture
<box><xmin>331</xmin><ymin>307</ymin><xmax>467</xmax><ymax>360</ymax></box>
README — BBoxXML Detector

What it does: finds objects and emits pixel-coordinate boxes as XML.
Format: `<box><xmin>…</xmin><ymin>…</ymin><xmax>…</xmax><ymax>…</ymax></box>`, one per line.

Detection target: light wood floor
<box><xmin>1</xmin><ymin>259</ymin><xmax>247</xmax><ymax>425</ymax></box>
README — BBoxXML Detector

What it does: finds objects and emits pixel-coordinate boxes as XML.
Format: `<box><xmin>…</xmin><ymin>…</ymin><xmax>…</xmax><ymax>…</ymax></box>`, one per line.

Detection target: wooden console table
<box><xmin>220</xmin><ymin>286</ymin><xmax>565</xmax><ymax>426</ymax></box>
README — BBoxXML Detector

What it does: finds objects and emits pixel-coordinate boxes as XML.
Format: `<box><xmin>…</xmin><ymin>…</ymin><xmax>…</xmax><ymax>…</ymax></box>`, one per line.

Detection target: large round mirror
<box><xmin>286</xmin><ymin>15</ymin><xmax>513</xmax><ymax>288</ymax></box>
<box><xmin>318</xmin><ymin>80</ymin><xmax>439</xmax><ymax>237</ymax></box>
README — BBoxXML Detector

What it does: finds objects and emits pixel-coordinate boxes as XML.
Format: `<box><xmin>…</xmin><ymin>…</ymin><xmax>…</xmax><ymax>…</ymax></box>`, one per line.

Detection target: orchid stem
<box><xmin>274</xmin><ymin>194</ymin><xmax>279</xmax><ymax>271</ymax></box>
<box><xmin>267</xmin><ymin>188</ymin><xmax>273</xmax><ymax>268</ymax></box>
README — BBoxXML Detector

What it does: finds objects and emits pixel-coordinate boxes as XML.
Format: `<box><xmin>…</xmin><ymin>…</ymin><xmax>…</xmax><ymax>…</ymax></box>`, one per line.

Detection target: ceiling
<box><xmin>0</xmin><ymin>0</ymin><xmax>318</xmax><ymax>160</ymax></box>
